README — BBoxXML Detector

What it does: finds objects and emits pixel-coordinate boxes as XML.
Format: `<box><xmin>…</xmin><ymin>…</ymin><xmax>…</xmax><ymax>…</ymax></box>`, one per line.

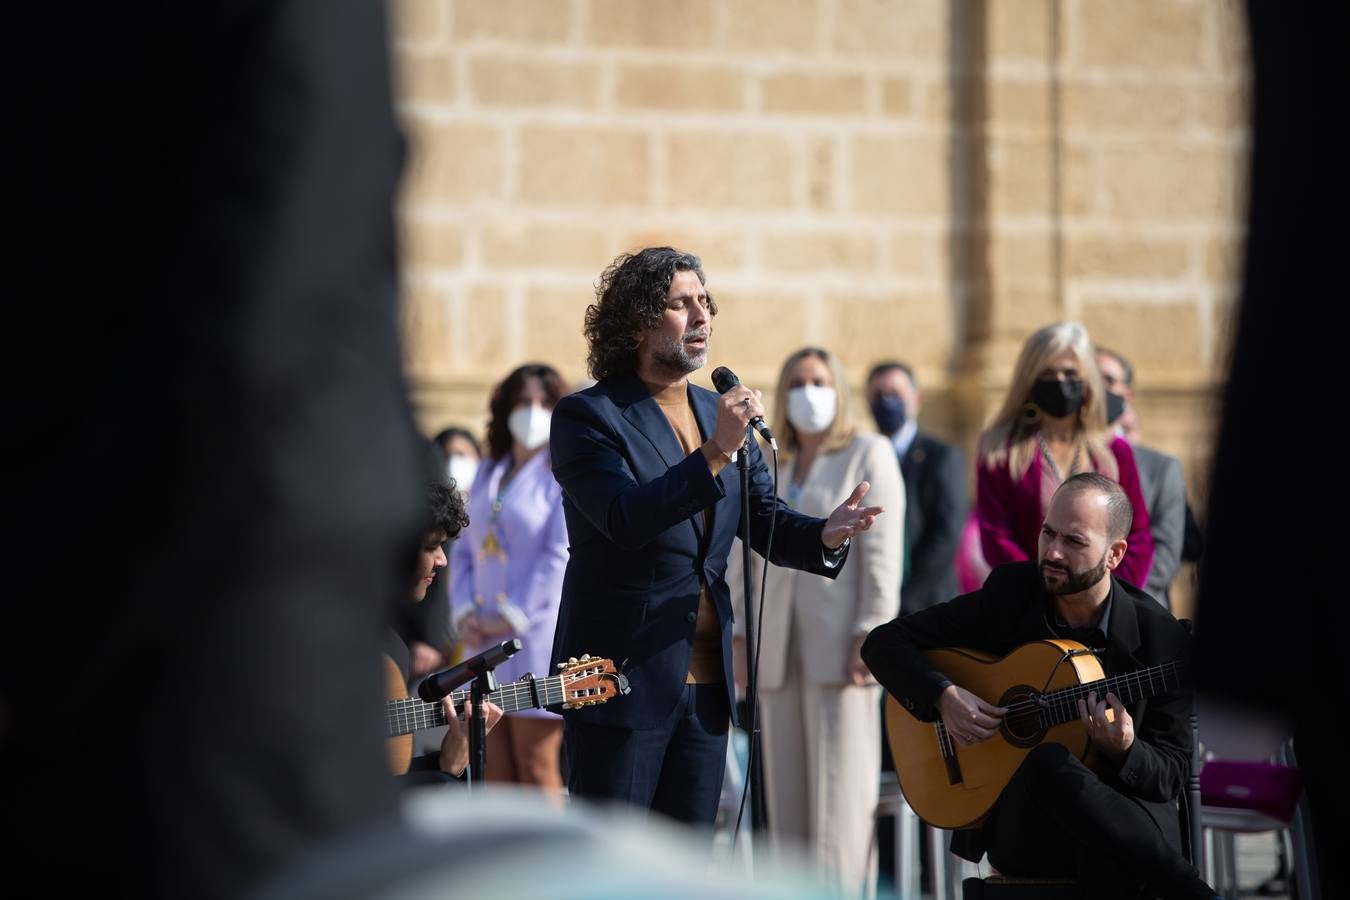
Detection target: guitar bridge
<box><xmin>937</xmin><ymin>725</ymin><xmax>965</xmax><ymax>786</ymax></box>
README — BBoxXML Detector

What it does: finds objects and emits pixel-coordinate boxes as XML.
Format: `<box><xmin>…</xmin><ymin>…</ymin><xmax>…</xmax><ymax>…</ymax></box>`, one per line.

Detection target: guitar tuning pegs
<box><xmin>568</xmin><ymin>656</ymin><xmax>578</xmax><ymax>665</ymax></box>
<box><xmin>556</xmin><ymin>662</ymin><xmax>567</xmax><ymax>670</ymax></box>
<box><xmin>561</xmin><ymin>702</ymin><xmax>573</xmax><ymax>710</ymax></box>
<box><xmin>580</xmin><ymin>653</ymin><xmax>591</xmax><ymax>662</ymax></box>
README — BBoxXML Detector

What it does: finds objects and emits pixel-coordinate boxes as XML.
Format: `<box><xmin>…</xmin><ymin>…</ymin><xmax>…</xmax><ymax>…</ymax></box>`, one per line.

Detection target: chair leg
<box><xmin>896</xmin><ymin>800</ymin><xmax>918</xmax><ymax>899</ymax></box>
<box><xmin>1275</xmin><ymin>738</ymin><xmax>1322</xmax><ymax>900</ymax></box>
<box><xmin>1290</xmin><ymin>810</ymin><xmax>1320</xmax><ymax>900</ymax></box>
<box><xmin>927</xmin><ymin>825</ymin><xmax>948</xmax><ymax>900</ymax></box>
<box><xmin>1209</xmin><ymin>825</ymin><xmax>1220</xmax><ymax>890</ymax></box>
<box><xmin>1211</xmin><ymin>831</ymin><xmax>1238</xmax><ymax>899</ymax></box>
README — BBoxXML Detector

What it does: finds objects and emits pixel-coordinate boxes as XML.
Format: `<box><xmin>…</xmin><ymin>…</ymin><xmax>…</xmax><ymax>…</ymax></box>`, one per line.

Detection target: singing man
<box><xmin>549</xmin><ymin>247</ymin><xmax>884</xmax><ymax>825</ymax></box>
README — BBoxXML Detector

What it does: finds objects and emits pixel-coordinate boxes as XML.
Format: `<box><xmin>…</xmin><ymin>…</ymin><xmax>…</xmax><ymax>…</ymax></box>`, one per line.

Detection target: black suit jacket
<box><xmin>550</xmin><ymin>373</ymin><xmax>844</xmax><ymax>729</ymax></box>
<box><xmin>862</xmin><ymin>562</ymin><xmax>1193</xmax><ymax>860</ymax></box>
<box><xmin>898</xmin><ymin>431</ymin><xmax>968</xmax><ymax>614</ymax></box>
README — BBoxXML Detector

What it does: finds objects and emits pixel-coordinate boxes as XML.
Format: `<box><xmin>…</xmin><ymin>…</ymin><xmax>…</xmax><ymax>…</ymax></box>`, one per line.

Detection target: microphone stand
<box><xmin>466</xmin><ymin>668</ymin><xmax>498</xmax><ymax>791</ymax></box>
<box><xmin>737</xmin><ymin>431</ymin><xmax>768</xmax><ymax>843</ymax></box>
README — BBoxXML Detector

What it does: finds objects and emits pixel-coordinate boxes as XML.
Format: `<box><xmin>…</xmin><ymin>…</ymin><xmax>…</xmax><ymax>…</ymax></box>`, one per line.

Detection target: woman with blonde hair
<box><xmin>730</xmin><ymin>346</ymin><xmax>903</xmax><ymax>896</ymax></box>
<box><xmin>976</xmin><ymin>321</ymin><xmax>1153</xmax><ymax>586</ymax></box>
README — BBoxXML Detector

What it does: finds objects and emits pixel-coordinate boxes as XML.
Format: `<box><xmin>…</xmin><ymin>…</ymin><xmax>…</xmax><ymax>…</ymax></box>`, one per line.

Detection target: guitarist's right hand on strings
<box><xmin>937</xmin><ymin>684</ymin><xmax>1007</xmax><ymax>746</ymax></box>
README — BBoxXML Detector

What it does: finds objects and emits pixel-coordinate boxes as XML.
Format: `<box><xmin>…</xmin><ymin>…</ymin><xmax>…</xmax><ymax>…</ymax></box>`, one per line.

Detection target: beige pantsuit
<box><xmin>731</xmin><ymin>433</ymin><xmax>904</xmax><ymax>898</ymax></box>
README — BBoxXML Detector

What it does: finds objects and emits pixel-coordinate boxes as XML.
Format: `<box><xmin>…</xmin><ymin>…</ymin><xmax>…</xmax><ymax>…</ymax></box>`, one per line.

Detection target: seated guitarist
<box><xmin>863</xmin><ymin>473</ymin><xmax>1217</xmax><ymax>900</ymax></box>
<box><xmin>386</xmin><ymin>479</ymin><xmax>503</xmax><ymax>781</ymax></box>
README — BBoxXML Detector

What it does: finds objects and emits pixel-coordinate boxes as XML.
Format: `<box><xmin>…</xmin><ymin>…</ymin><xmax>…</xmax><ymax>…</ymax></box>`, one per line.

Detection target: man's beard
<box><xmin>650</xmin><ymin>328</ymin><xmax>709</xmax><ymax>375</ymax></box>
<box><xmin>1039</xmin><ymin>551</ymin><xmax>1110</xmax><ymax>596</ymax></box>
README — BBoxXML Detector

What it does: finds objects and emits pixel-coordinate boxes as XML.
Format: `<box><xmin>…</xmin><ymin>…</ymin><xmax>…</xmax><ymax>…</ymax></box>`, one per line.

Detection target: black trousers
<box><xmin>985</xmin><ymin>744</ymin><xmax>1213</xmax><ymax>900</ymax></box>
<box><xmin>564</xmin><ymin>683</ymin><xmax>731</xmax><ymax>827</ymax></box>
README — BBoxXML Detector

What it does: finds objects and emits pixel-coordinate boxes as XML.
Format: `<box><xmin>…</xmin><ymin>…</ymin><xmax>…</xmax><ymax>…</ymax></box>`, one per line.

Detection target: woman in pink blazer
<box><xmin>976</xmin><ymin>322</ymin><xmax>1154</xmax><ymax>588</ymax></box>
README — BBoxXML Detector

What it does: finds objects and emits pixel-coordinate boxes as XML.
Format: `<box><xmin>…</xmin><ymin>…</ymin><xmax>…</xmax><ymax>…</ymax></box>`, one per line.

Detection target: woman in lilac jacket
<box><xmin>975</xmin><ymin>322</ymin><xmax>1154</xmax><ymax>589</ymax></box>
<box><xmin>452</xmin><ymin>363</ymin><xmax>570</xmax><ymax>798</ymax></box>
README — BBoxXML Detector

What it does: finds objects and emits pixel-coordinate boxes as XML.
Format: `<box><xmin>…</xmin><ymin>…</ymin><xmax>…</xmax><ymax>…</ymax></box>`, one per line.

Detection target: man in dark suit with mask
<box><xmin>865</xmin><ymin>361</ymin><xmax>968</xmax><ymax>615</ymax></box>
<box><xmin>1094</xmin><ymin>347</ymin><xmax>1188</xmax><ymax>609</ymax></box>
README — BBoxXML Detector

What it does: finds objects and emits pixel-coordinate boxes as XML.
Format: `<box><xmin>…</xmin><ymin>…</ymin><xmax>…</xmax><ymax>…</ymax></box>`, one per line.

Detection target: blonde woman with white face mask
<box><xmin>728</xmin><ymin>346</ymin><xmax>905</xmax><ymax>897</ymax></box>
<box><xmin>450</xmin><ymin>363</ymin><xmax>571</xmax><ymax>799</ymax></box>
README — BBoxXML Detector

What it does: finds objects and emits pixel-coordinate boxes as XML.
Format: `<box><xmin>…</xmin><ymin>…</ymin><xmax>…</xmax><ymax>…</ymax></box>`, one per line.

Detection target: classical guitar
<box><xmin>884</xmin><ymin>638</ymin><xmax>1187</xmax><ymax>829</ymax></box>
<box><xmin>384</xmin><ymin>654</ymin><xmax>629</xmax><ymax>774</ymax></box>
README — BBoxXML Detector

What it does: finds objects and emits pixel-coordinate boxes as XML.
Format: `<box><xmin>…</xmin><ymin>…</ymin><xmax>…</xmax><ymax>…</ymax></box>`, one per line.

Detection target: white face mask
<box><xmin>786</xmin><ymin>385</ymin><xmax>836</xmax><ymax>435</ymax></box>
<box><xmin>507</xmin><ymin>405</ymin><xmax>552</xmax><ymax>451</ymax></box>
<box><xmin>446</xmin><ymin>455</ymin><xmax>478</xmax><ymax>492</ymax></box>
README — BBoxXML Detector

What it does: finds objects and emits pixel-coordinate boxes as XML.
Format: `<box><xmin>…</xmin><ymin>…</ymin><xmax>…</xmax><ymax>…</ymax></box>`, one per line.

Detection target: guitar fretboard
<box><xmin>1037</xmin><ymin>660</ymin><xmax>1187</xmax><ymax>728</ymax></box>
<box><xmin>385</xmin><ymin>675</ymin><xmax>570</xmax><ymax>737</ymax></box>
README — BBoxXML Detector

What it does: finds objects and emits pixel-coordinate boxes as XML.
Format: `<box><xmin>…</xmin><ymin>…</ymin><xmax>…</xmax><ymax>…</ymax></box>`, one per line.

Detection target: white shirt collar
<box><xmin>889</xmin><ymin>419</ymin><xmax>919</xmax><ymax>459</ymax></box>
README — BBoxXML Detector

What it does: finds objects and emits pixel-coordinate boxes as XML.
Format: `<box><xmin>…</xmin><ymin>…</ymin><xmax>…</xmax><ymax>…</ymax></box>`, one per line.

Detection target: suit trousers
<box><xmin>985</xmin><ymin>743</ymin><xmax>1213</xmax><ymax>900</ymax></box>
<box><xmin>564</xmin><ymin>682</ymin><xmax>730</xmax><ymax>826</ymax></box>
<box><xmin>761</xmin><ymin>636</ymin><xmax>882</xmax><ymax>898</ymax></box>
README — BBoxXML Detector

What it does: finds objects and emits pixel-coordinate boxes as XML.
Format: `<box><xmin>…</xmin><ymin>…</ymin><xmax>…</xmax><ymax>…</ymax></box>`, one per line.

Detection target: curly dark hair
<box><xmin>585</xmin><ymin>247</ymin><xmax>716</xmax><ymax>381</ymax></box>
<box><xmin>485</xmin><ymin>363</ymin><xmax>570</xmax><ymax>461</ymax></box>
<box><xmin>426</xmin><ymin>479</ymin><xmax>469</xmax><ymax>539</ymax></box>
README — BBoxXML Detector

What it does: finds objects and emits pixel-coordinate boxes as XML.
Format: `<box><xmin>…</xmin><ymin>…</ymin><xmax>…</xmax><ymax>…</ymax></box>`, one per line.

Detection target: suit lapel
<box><xmin>690</xmin><ymin>385</ymin><xmax>726</xmax><ymax>546</ymax></box>
<box><xmin>616</xmin><ymin>374</ymin><xmax>684</xmax><ymax>470</ymax></box>
<box><xmin>901</xmin><ymin>434</ymin><xmax>923</xmax><ymax>477</ymax></box>
<box><xmin>1104</xmin><ymin>578</ymin><xmax>1144</xmax><ymax>675</ymax></box>
<box><xmin>616</xmin><ymin>374</ymin><xmax>705</xmax><ymax>543</ymax></box>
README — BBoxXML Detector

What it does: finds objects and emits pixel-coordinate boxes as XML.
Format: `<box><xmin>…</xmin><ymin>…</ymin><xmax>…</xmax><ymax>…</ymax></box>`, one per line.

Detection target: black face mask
<box><xmin>1031</xmin><ymin>378</ymin><xmax>1085</xmax><ymax>419</ymax></box>
<box><xmin>1104</xmin><ymin>391</ymin><xmax>1127</xmax><ymax>426</ymax></box>
<box><xmin>870</xmin><ymin>394</ymin><xmax>907</xmax><ymax>436</ymax></box>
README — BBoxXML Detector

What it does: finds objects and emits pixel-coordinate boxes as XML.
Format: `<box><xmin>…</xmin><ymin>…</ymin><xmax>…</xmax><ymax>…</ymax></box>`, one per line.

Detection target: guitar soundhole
<box><xmin>999</xmin><ymin>686</ymin><xmax>1044</xmax><ymax>748</ymax></box>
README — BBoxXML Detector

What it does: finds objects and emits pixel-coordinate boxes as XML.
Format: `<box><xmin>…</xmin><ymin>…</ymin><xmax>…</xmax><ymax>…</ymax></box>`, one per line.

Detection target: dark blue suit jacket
<box><xmin>899</xmin><ymin>431</ymin><xmax>967</xmax><ymax>615</ymax></box>
<box><xmin>549</xmin><ymin>373</ymin><xmax>844</xmax><ymax>729</ymax></box>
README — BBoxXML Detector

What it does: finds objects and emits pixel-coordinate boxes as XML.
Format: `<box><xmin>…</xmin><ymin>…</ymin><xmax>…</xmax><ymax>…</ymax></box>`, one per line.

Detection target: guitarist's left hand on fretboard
<box><xmin>1077</xmin><ymin>690</ymin><xmax>1133</xmax><ymax>758</ymax></box>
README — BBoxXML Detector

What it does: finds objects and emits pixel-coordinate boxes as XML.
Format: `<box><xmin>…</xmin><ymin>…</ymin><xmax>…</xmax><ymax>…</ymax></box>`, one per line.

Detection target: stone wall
<box><xmin>392</xmin><ymin>0</ymin><xmax>1251</xmax><ymax>615</ymax></box>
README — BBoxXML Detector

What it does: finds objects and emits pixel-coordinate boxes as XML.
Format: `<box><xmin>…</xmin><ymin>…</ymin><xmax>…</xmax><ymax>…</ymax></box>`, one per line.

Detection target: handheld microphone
<box><xmin>710</xmin><ymin>366</ymin><xmax>776</xmax><ymax>449</ymax></box>
<box><xmin>418</xmin><ymin>638</ymin><xmax>522</xmax><ymax>702</ymax></box>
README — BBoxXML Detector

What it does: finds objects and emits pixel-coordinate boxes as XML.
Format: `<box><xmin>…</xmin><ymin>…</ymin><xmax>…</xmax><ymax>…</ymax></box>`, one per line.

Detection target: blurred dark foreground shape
<box><xmin>1194</xmin><ymin>2</ymin><xmax>1343</xmax><ymax>897</ymax></box>
<box><xmin>7</xmin><ymin>3</ymin><xmax>424</xmax><ymax>896</ymax></box>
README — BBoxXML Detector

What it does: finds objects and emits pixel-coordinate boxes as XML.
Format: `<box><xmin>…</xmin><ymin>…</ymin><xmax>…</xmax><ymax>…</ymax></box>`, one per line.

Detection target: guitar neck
<box><xmin>1040</xmin><ymin>660</ymin><xmax>1187</xmax><ymax>728</ymax></box>
<box><xmin>385</xmin><ymin>674</ymin><xmax>565</xmax><ymax>738</ymax></box>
